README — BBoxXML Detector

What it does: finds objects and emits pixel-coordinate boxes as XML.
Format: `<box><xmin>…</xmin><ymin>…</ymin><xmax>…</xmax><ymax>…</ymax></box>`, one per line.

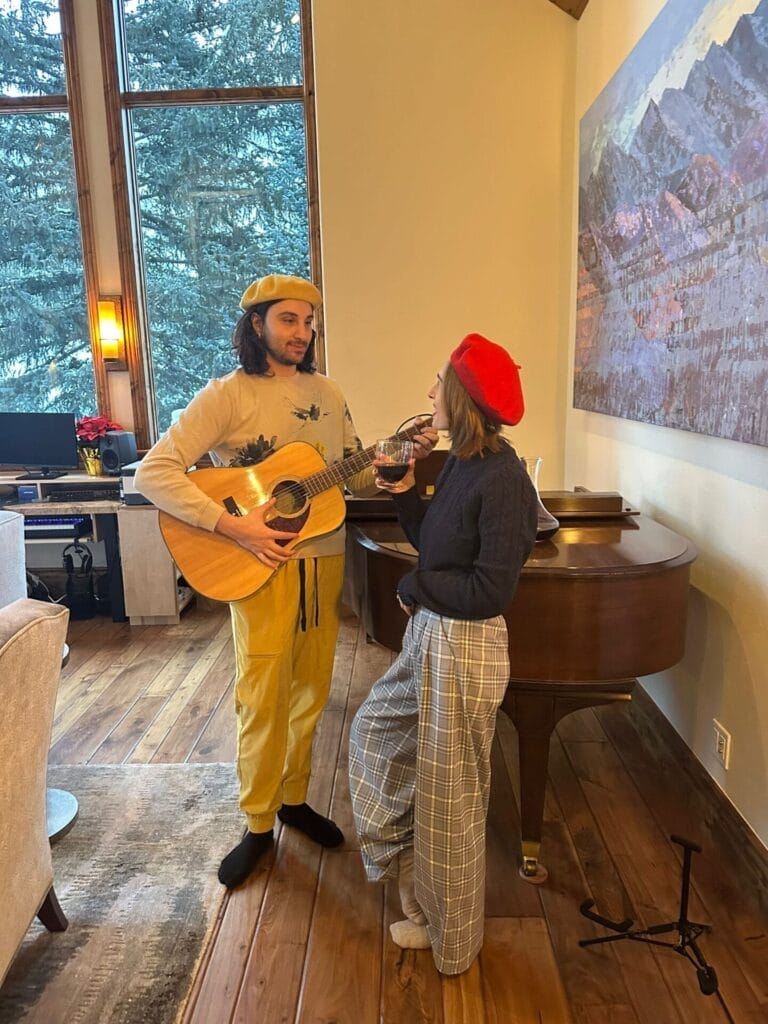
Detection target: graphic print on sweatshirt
<box><xmin>229</xmin><ymin>434</ymin><xmax>278</xmax><ymax>467</ymax></box>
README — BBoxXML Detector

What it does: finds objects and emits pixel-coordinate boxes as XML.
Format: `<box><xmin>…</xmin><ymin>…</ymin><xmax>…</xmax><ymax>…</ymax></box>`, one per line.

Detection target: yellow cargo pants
<box><xmin>229</xmin><ymin>554</ymin><xmax>344</xmax><ymax>833</ymax></box>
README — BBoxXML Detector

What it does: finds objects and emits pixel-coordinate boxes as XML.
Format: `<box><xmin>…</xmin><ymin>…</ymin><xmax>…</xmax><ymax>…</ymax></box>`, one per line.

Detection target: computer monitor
<box><xmin>0</xmin><ymin>411</ymin><xmax>80</xmax><ymax>479</ymax></box>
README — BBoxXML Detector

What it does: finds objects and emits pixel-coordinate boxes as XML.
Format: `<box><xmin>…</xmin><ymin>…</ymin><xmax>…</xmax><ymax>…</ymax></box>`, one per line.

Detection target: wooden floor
<box><xmin>49</xmin><ymin>603</ymin><xmax>768</xmax><ymax>1024</ymax></box>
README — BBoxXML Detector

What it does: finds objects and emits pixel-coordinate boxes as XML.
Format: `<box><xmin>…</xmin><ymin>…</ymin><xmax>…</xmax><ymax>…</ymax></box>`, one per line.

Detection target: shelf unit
<box><xmin>117</xmin><ymin>505</ymin><xmax>195</xmax><ymax>625</ymax></box>
<box><xmin>0</xmin><ymin>473</ymin><xmax>119</xmax><ymax>541</ymax></box>
<box><xmin>0</xmin><ymin>472</ymin><xmax>119</xmax><ymax>496</ymax></box>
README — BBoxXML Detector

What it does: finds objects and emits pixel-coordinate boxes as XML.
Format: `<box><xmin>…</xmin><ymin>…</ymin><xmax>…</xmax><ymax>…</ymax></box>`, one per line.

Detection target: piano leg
<box><xmin>501</xmin><ymin>681</ymin><xmax>635</xmax><ymax>884</ymax></box>
<box><xmin>502</xmin><ymin>692</ymin><xmax>555</xmax><ymax>884</ymax></box>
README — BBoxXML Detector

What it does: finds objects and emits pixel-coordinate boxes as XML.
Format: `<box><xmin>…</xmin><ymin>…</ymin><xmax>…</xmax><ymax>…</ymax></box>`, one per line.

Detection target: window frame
<box><xmin>97</xmin><ymin>0</ymin><xmax>324</xmax><ymax>448</ymax></box>
<box><xmin>0</xmin><ymin>0</ymin><xmax>111</xmax><ymax>420</ymax></box>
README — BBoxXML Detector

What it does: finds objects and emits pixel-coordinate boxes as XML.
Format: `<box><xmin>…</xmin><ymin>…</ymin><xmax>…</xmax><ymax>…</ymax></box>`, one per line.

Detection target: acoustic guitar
<box><xmin>158</xmin><ymin>420</ymin><xmax>429</xmax><ymax>603</ymax></box>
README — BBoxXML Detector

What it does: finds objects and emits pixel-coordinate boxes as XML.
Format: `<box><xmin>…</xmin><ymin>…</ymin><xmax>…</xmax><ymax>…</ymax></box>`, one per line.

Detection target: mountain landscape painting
<box><xmin>575</xmin><ymin>0</ymin><xmax>768</xmax><ymax>447</ymax></box>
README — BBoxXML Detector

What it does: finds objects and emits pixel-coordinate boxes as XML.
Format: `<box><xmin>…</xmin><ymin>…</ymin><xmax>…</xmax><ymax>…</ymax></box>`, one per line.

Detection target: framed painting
<box><xmin>575</xmin><ymin>0</ymin><xmax>768</xmax><ymax>447</ymax></box>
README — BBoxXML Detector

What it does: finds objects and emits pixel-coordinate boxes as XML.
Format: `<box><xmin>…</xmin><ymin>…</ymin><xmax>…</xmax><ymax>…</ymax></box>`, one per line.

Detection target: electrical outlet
<box><xmin>713</xmin><ymin>719</ymin><xmax>732</xmax><ymax>770</ymax></box>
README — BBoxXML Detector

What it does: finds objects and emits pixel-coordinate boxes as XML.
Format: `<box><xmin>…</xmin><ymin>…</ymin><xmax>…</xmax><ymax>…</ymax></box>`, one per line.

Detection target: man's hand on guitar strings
<box><xmin>215</xmin><ymin>497</ymin><xmax>296</xmax><ymax>568</ymax></box>
<box><xmin>412</xmin><ymin>418</ymin><xmax>438</xmax><ymax>460</ymax></box>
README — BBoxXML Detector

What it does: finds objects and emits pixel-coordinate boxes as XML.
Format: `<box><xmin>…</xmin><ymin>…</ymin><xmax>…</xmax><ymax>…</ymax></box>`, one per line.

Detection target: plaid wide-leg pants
<box><xmin>349</xmin><ymin>606</ymin><xmax>509</xmax><ymax>974</ymax></box>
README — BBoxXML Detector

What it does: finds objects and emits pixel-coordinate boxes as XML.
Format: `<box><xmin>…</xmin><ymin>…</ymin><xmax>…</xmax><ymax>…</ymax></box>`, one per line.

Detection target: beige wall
<box><xmin>313</xmin><ymin>0</ymin><xmax>575</xmax><ymax>485</ymax></box>
<box><xmin>567</xmin><ymin>0</ymin><xmax>768</xmax><ymax>846</ymax></box>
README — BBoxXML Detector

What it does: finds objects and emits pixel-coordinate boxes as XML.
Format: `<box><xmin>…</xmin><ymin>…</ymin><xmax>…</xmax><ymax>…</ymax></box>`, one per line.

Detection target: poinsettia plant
<box><xmin>75</xmin><ymin>415</ymin><xmax>123</xmax><ymax>447</ymax></box>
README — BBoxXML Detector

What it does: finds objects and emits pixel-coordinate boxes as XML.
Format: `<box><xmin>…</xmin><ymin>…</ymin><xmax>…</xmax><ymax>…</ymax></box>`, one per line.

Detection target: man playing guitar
<box><xmin>136</xmin><ymin>274</ymin><xmax>437</xmax><ymax>888</ymax></box>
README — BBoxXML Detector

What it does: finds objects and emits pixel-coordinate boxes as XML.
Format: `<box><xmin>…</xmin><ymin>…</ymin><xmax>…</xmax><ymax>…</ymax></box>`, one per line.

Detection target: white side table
<box><xmin>47</xmin><ymin>642</ymin><xmax>79</xmax><ymax>844</ymax></box>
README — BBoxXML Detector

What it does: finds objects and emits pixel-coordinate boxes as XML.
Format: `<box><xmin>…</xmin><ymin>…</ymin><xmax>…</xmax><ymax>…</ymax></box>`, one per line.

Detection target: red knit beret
<box><xmin>449</xmin><ymin>333</ymin><xmax>525</xmax><ymax>425</ymax></box>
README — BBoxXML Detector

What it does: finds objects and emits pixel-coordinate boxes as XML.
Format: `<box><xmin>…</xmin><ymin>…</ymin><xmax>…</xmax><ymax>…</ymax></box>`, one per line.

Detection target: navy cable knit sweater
<box><xmin>393</xmin><ymin>442</ymin><xmax>538</xmax><ymax>620</ymax></box>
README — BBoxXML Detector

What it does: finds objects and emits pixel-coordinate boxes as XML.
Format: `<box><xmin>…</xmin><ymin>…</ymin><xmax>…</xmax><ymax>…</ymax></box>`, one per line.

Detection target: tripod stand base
<box><xmin>578</xmin><ymin>835</ymin><xmax>718</xmax><ymax>997</ymax></box>
<box><xmin>696</xmin><ymin>965</ymin><xmax>718</xmax><ymax>996</ymax></box>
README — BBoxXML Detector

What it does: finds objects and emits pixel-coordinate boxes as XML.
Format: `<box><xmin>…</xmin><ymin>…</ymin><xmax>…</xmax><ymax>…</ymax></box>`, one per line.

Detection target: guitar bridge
<box><xmin>223</xmin><ymin>496</ymin><xmax>243</xmax><ymax>517</ymax></box>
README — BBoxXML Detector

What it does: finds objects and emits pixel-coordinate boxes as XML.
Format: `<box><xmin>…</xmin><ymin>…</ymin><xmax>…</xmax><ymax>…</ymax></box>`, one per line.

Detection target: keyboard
<box><xmin>24</xmin><ymin>514</ymin><xmax>93</xmax><ymax>540</ymax></box>
<box><xmin>50</xmin><ymin>488</ymin><xmax>121</xmax><ymax>502</ymax></box>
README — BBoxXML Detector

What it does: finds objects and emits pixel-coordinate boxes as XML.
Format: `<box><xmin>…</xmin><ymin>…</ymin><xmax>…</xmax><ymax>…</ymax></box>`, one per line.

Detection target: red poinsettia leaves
<box><xmin>76</xmin><ymin>414</ymin><xmax>123</xmax><ymax>443</ymax></box>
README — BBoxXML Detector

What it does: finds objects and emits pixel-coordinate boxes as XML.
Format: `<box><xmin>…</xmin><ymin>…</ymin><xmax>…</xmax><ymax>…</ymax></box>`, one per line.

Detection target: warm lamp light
<box><xmin>98</xmin><ymin>297</ymin><xmax>126</xmax><ymax>368</ymax></box>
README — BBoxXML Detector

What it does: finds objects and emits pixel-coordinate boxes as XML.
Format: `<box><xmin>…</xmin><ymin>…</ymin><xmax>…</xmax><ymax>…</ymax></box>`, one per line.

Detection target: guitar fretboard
<box><xmin>302</xmin><ymin>421</ymin><xmax>428</xmax><ymax>497</ymax></box>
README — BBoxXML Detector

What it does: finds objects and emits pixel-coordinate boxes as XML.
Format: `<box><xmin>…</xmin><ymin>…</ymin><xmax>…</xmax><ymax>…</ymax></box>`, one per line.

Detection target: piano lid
<box><xmin>348</xmin><ymin>515</ymin><xmax>695</xmax><ymax>579</ymax></box>
<box><xmin>522</xmin><ymin>516</ymin><xmax>695</xmax><ymax>577</ymax></box>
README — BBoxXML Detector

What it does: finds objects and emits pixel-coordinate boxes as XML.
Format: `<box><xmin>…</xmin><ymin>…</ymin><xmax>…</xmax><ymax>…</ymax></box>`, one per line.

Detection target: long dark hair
<box><xmin>232</xmin><ymin>299</ymin><xmax>317</xmax><ymax>376</ymax></box>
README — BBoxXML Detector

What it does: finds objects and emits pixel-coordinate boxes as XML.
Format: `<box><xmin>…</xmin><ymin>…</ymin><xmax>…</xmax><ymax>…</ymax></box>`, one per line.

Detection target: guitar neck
<box><xmin>303</xmin><ymin>421</ymin><xmax>429</xmax><ymax>497</ymax></box>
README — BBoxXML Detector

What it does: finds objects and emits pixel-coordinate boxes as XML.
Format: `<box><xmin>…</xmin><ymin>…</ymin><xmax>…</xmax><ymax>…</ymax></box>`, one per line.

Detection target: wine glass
<box><xmin>375</xmin><ymin>439</ymin><xmax>413</xmax><ymax>483</ymax></box>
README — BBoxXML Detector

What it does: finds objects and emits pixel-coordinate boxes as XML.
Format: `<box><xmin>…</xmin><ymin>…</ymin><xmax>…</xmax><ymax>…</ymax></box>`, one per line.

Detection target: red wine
<box><xmin>378</xmin><ymin>463</ymin><xmax>409</xmax><ymax>482</ymax></box>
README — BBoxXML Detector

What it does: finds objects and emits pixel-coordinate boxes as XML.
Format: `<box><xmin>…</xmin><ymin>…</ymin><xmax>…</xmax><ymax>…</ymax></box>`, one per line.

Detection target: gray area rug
<box><xmin>0</xmin><ymin>763</ymin><xmax>242</xmax><ymax>1024</ymax></box>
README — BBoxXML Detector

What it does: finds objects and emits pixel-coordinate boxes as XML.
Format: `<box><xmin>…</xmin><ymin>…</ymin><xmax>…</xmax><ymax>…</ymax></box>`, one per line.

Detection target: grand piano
<box><xmin>344</xmin><ymin>468</ymin><xmax>697</xmax><ymax>882</ymax></box>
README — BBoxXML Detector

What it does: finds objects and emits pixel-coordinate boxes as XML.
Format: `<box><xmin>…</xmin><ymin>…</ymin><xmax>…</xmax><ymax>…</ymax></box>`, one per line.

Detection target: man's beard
<box><xmin>263</xmin><ymin>338</ymin><xmax>308</xmax><ymax>367</ymax></box>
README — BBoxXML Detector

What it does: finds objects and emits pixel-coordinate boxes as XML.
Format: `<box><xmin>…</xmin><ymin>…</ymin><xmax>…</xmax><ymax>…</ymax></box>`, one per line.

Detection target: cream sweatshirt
<box><xmin>135</xmin><ymin>367</ymin><xmax>376</xmax><ymax>558</ymax></box>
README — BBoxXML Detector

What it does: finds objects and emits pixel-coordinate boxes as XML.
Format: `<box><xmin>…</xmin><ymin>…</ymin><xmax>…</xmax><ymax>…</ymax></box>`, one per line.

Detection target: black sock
<box><xmin>277</xmin><ymin>803</ymin><xmax>344</xmax><ymax>848</ymax></box>
<box><xmin>217</xmin><ymin>829</ymin><xmax>274</xmax><ymax>889</ymax></box>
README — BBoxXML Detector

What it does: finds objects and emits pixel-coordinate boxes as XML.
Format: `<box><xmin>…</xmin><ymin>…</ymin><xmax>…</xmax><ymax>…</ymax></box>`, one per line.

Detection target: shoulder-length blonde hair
<box><xmin>442</xmin><ymin>364</ymin><xmax>504</xmax><ymax>459</ymax></box>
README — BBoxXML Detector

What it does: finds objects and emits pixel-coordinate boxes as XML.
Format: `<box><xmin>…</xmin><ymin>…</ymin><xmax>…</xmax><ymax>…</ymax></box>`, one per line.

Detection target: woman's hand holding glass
<box><xmin>373</xmin><ymin>439</ymin><xmax>415</xmax><ymax>494</ymax></box>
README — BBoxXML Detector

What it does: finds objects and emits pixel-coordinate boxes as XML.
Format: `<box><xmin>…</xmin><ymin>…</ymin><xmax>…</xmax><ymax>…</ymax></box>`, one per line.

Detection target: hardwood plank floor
<box><xmin>43</xmin><ymin>602</ymin><xmax>767</xmax><ymax>1023</ymax></box>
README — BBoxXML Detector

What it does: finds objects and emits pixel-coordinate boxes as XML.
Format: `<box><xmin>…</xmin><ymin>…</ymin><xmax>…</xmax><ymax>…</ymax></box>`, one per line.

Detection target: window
<box><xmin>111</xmin><ymin>0</ymin><xmax>320</xmax><ymax>436</ymax></box>
<box><xmin>0</xmin><ymin>0</ymin><xmax>98</xmax><ymax>416</ymax></box>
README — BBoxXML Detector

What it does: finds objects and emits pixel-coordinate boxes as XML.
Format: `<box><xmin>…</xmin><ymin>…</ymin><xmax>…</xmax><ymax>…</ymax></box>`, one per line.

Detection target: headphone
<box><xmin>63</xmin><ymin>542</ymin><xmax>93</xmax><ymax>576</ymax></box>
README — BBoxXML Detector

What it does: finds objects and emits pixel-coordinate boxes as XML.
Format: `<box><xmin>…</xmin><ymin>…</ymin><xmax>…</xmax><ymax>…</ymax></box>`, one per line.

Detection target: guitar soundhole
<box><xmin>272</xmin><ymin>479</ymin><xmax>308</xmax><ymax>517</ymax></box>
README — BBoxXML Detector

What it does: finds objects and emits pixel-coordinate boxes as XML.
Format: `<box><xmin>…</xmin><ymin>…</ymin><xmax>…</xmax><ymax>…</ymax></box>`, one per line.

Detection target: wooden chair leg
<box><xmin>36</xmin><ymin>886</ymin><xmax>68</xmax><ymax>932</ymax></box>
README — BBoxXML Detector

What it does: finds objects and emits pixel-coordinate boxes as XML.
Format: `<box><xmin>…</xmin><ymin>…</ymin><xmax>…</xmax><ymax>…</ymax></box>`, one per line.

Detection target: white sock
<box><xmin>390</xmin><ymin>919</ymin><xmax>431</xmax><ymax>949</ymax></box>
<box><xmin>397</xmin><ymin>847</ymin><xmax>426</xmax><ymax>925</ymax></box>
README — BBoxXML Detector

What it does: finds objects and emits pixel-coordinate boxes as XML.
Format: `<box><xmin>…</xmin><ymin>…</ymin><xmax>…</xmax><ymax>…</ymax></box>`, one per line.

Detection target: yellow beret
<box><xmin>239</xmin><ymin>274</ymin><xmax>322</xmax><ymax>311</ymax></box>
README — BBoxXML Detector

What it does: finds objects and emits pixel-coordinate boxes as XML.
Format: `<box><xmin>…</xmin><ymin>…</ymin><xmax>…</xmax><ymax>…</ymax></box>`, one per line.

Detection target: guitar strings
<box><xmin>264</xmin><ymin>422</ymin><xmax>428</xmax><ymax>507</ymax></box>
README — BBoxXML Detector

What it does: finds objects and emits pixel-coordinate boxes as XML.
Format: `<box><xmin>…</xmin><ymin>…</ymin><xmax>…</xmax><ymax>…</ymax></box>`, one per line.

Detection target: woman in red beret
<box><xmin>349</xmin><ymin>334</ymin><xmax>539</xmax><ymax>975</ymax></box>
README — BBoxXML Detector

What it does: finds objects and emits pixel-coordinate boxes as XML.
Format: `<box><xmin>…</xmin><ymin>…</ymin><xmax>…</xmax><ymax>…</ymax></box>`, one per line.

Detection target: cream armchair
<box><xmin>0</xmin><ymin>598</ymin><xmax>70</xmax><ymax>988</ymax></box>
<box><xmin>0</xmin><ymin>509</ymin><xmax>26</xmax><ymax>608</ymax></box>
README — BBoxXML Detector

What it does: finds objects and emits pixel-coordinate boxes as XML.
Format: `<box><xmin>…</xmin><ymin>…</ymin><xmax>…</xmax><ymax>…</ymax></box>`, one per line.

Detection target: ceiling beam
<box><xmin>547</xmin><ymin>0</ymin><xmax>590</xmax><ymax>19</ymax></box>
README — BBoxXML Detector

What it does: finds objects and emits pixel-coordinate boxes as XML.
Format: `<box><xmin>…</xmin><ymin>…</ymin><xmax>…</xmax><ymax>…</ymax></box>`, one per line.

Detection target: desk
<box><xmin>0</xmin><ymin>493</ymin><xmax>127</xmax><ymax>623</ymax></box>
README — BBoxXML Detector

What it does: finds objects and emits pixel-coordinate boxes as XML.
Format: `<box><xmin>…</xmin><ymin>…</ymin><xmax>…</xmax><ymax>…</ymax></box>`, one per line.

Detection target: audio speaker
<box><xmin>100</xmin><ymin>430</ymin><xmax>138</xmax><ymax>475</ymax></box>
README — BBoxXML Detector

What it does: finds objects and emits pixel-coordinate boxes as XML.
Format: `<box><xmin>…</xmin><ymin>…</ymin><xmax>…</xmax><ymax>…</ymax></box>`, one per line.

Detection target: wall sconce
<box><xmin>98</xmin><ymin>296</ymin><xmax>127</xmax><ymax>370</ymax></box>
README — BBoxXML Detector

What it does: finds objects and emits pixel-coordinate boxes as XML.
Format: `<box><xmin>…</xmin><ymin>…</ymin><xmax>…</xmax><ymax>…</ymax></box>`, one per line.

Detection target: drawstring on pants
<box><xmin>298</xmin><ymin>560</ymin><xmax>307</xmax><ymax>632</ymax></box>
<box><xmin>297</xmin><ymin>558</ymin><xmax>321</xmax><ymax>632</ymax></box>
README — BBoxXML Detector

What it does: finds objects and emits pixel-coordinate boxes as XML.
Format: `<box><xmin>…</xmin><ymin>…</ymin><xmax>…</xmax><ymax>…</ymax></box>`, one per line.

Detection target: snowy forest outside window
<box><xmin>120</xmin><ymin>0</ymin><xmax>314</xmax><ymax>433</ymax></box>
<box><xmin>0</xmin><ymin>0</ymin><xmax>95</xmax><ymax>416</ymax></box>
